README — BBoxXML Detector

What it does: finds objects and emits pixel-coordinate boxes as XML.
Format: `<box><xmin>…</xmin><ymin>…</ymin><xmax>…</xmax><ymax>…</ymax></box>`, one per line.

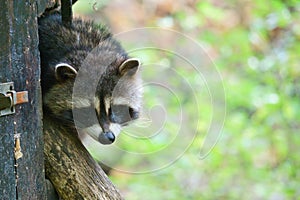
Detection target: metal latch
<box><xmin>0</xmin><ymin>82</ymin><xmax>29</xmax><ymax>117</ymax></box>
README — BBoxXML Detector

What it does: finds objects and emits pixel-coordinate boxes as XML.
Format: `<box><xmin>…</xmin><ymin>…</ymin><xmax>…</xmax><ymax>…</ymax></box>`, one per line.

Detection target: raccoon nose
<box><xmin>98</xmin><ymin>131</ymin><xmax>115</xmax><ymax>144</ymax></box>
<box><xmin>105</xmin><ymin>131</ymin><xmax>115</xmax><ymax>143</ymax></box>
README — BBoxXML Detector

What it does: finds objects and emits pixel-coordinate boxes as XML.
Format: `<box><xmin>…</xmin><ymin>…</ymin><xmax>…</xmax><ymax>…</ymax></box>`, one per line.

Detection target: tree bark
<box><xmin>44</xmin><ymin>116</ymin><xmax>124</xmax><ymax>200</ymax></box>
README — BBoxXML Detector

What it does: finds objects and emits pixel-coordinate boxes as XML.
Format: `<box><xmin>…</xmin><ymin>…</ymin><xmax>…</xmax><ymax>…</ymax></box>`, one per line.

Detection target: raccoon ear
<box><xmin>119</xmin><ymin>58</ymin><xmax>140</xmax><ymax>76</ymax></box>
<box><xmin>55</xmin><ymin>63</ymin><xmax>77</xmax><ymax>81</ymax></box>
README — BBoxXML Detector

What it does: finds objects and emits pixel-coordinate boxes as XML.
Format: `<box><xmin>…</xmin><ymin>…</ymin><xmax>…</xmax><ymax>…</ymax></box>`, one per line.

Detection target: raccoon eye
<box><xmin>109</xmin><ymin>106</ymin><xmax>139</xmax><ymax>124</ymax></box>
<box><xmin>129</xmin><ymin>107</ymin><xmax>139</xmax><ymax>120</ymax></box>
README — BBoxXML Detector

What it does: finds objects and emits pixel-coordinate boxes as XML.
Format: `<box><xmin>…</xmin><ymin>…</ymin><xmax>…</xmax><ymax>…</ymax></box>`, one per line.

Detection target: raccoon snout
<box><xmin>98</xmin><ymin>131</ymin><xmax>115</xmax><ymax>145</ymax></box>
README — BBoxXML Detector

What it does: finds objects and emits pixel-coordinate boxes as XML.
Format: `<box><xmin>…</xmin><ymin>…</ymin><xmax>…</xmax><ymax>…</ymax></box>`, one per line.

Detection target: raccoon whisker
<box><xmin>119</xmin><ymin>120</ymin><xmax>136</xmax><ymax>126</ymax></box>
<box><xmin>80</xmin><ymin>124</ymin><xmax>103</xmax><ymax>142</ymax></box>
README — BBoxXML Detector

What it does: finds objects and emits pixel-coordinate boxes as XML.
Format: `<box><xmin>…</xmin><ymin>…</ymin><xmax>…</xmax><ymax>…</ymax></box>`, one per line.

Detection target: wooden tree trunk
<box><xmin>44</xmin><ymin>116</ymin><xmax>124</xmax><ymax>200</ymax></box>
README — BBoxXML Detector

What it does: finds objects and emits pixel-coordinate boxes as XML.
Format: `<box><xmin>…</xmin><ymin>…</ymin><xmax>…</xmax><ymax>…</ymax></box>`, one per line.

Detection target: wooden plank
<box><xmin>11</xmin><ymin>0</ymin><xmax>47</xmax><ymax>199</ymax></box>
<box><xmin>0</xmin><ymin>1</ymin><xmax>18</xmax><ymax>199</ymax></box>
<box><xmin>0</xmin><ymin>0</ymin><xmax>53</xmax><ymax>199</ymax></box>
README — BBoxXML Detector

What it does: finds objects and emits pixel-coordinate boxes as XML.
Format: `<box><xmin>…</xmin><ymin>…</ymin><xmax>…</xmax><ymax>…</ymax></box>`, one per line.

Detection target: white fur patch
<box><xmin>94</xmin><ymin>96</ymin><xmax>100</xmax><ymax>115</ymax></box>
<box><xmin>74</xmin><ymin>97</ymin><xmax>91</xmax><ymax>108</ymax></box>
<box><xmin>112</xmin><ymin>96</ymin><xmax>129</xmax><ymax>106</ymax></box>
<box><xmin>112</xmin><ymin>96</ymin><xmax>140</xmax><ymax>111</ymax></box>
<box><xmin>55</xmin><ymin>63</ymin><xmax>77</xmax><ymax>75</ymax></box>
<box><xmin>104</xmin><ymin>96</ymin><xmax>111</xmax><ymax>115</ymax></box>
<box><xmin>76</xmin><ymin>33</ymin><xmax>80</xmax><ymax>45</ymax></box>
<box><xmin>81</xmin><ymin>124</ymin><xmax>102</xmax><ymax>141</ymax></box>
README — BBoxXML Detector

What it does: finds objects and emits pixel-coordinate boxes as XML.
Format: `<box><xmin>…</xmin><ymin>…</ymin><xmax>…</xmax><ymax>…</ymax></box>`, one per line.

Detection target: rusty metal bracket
<box><xmin>0</xmin><ymin>82</ymin><xmax>29</xmax><ymax>117</ymax></box>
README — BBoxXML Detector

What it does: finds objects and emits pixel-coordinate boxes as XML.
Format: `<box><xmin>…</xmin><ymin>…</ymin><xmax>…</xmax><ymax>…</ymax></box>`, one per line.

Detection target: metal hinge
<box><xmin>0</xmin><ymin>82</ymin><xmax>29</xmax><ymax>117</ymax></box>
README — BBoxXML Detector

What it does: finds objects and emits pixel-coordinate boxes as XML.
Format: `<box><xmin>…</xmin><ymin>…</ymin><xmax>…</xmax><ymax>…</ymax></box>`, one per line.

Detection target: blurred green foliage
<box><xmin>74</xmin><ymin>0</ymin><xmax>300</xmax><ymax>199</ymax></box>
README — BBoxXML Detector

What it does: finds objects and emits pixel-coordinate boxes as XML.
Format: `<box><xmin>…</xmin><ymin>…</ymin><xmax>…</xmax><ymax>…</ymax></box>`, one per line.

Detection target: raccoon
<box><xmin>38</xmin><ymin>13</ymin><xmax>142</xmax><ymax>144</ymax></box>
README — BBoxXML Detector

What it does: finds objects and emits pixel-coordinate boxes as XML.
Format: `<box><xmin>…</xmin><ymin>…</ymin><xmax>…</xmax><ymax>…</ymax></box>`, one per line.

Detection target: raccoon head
<box><xmin>90</xmin><ymin>58</ymin><xmax>142</xmax><ymax>144</ymax></box>
<box><xmin>44</xmin><ymin>58</ymin><xmax>142</xmax><ymax>145</ymax></box>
